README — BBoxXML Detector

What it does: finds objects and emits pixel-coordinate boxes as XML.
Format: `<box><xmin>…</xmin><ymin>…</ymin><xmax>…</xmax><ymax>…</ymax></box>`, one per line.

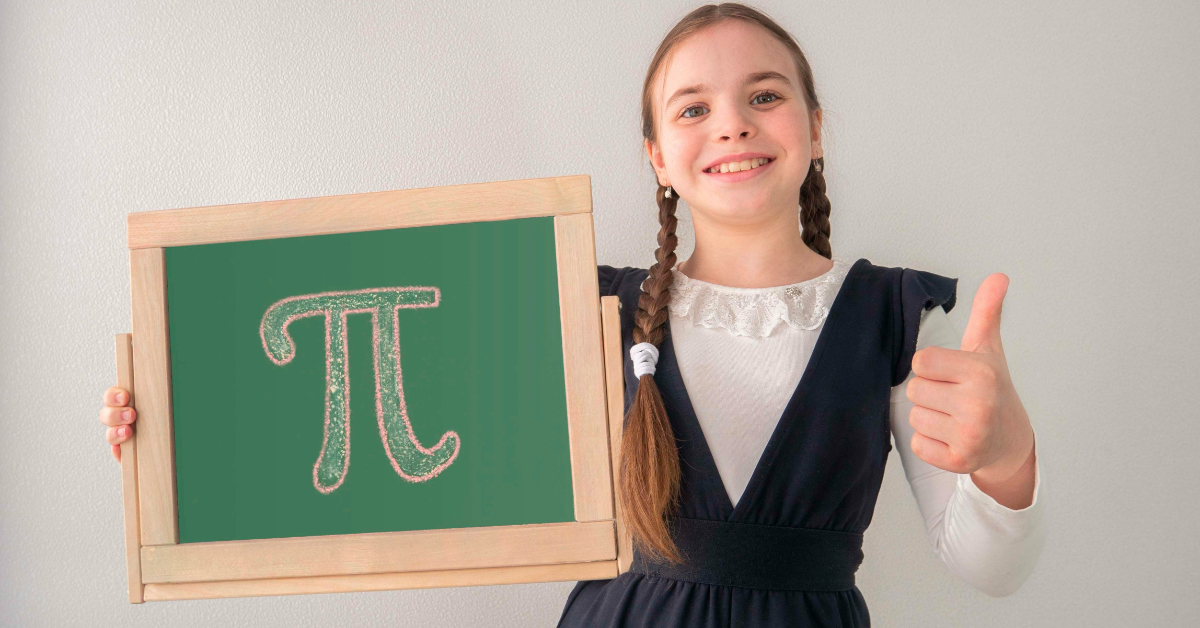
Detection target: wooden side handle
<box><xmin>115</xmin><ymin>333</ymin><xmax>144</xmax><ymax>603</ymax></box>
<box><xmin>599</xmin><ymin>296</ymin><xmax>632</xmax><ymax>574</ymax></box>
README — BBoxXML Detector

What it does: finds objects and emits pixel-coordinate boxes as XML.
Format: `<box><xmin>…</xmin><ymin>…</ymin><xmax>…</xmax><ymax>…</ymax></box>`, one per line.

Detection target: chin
<box><xmin>705</xmin><ymin>189</ymin><xmax>800</xmax><ymax>220</ymax></box>
<box><xmin>704</xmin><ymin>200</ymin><xmax>775</xmax><ymax>222</ymax></box>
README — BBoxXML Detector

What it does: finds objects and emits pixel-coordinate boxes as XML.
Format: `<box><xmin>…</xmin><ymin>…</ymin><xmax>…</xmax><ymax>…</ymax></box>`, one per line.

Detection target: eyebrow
<box><xmin>664</xmin><ymin>70</ymin><xmax>792</xmax><ymax>109</ymax></box>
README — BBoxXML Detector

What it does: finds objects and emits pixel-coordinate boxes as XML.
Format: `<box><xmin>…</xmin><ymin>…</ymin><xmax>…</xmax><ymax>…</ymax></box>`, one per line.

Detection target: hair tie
<box><xmin>630</xmin><ymin>342</ymin><xmax>660</xmax><ymax>378</ymax></box>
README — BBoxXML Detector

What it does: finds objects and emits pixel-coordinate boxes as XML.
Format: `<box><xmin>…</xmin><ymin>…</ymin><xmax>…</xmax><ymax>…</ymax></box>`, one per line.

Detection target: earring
<box><xmin>813</xmin><ymin>158</ymin><xmax>823</xmax><ymax>173</ymax></box>
<box><xmin>664</xmin><ymin>185</ymin><xmax>673</xmax><ymax>199</ymax></box>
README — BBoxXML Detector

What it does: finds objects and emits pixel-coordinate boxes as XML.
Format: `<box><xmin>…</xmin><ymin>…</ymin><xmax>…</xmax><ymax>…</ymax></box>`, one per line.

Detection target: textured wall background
<box><xmin>2</xmin><ymin>0</ymin><xmax>1197</xmax><ymax>625</ymax></box>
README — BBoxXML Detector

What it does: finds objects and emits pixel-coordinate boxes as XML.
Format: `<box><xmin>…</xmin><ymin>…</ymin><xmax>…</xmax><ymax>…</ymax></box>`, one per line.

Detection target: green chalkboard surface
<box><xmin>165</xmin><ymin>216</ymin><xmax>576</xmax><ymax>544</ymax></box>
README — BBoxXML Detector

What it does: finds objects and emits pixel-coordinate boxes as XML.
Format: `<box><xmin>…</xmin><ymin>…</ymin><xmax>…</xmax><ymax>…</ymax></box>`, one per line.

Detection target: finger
<box><xmin>908</xmin><ymin>404</ymin><xmax>958</xmax><ymax>445</ymax></box>
<box><xmin>911</xmin><ymin>345</ymin><xmax>975</xmax><ymax>383</ymax></box>
<box><xmin>960</xmin><ymin>273</ymin><xmax>1008</xmax><ymax>354</ymax></box>
<box><xmin>99</xmin><ymin>405</ymin><xmax>136</xmax><ymax>427</ymax></box>
<box><xmin>911</xmin><ymin>431</ymin><xmax>957</xmax><ymax>472</ymax></box>
<box><xmin>104</xmin><ymin>386</ymin><xmax>131</xmax><ymax>407</ymax></box>
<box><xmin>106</xmin><ymin>424</ymin><xmax>133</xmax><ymax>446</ymax></box>
<box><xmin>905</xmin><ymin>374</ymin><xmax>959</xmax><ymax>415</ymax></box>
<box><xmin>112</xmin><ymin>444</ymin><xmax>122</xmax><ymax>462</ymax></box>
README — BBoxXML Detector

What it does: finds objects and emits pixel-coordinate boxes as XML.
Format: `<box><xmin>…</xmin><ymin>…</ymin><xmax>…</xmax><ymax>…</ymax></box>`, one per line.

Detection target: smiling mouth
<box><xmin>704</xmin><ymin>157</ymin><xmax>775</xmax><ymax>177</ymax></box>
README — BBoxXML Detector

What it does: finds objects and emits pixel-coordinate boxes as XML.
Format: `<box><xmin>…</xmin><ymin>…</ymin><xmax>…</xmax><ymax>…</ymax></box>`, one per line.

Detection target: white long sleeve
<box><xmin>888</xmin><ymin>305</ymin><xmax>1046</xmax><ymax>597</ymax></box>
<box><xmin>666</xmin><ymin>257</ymin><xmax>1046</xmax><ymax>598</ymax></box>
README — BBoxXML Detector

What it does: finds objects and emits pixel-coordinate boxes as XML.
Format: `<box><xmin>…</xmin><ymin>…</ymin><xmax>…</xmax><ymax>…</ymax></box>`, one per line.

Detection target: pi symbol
<box><xmin>259</xmin><ymin>287</ymin><xmax>461</xmax><ymax>494</ymax></box>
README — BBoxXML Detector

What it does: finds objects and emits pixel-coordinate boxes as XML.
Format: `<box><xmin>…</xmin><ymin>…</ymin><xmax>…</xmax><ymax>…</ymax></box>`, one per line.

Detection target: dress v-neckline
<box><xmin>660</xmin><ymin>257</ymin><xmax>867</xmax><ymax>521</ymax></box>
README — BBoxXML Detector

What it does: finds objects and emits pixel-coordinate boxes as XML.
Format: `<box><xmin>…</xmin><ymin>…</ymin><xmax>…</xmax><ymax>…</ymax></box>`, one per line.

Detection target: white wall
<box><xmin>2</xmin><ymin>0</ymin><xmax>1197</xmax><ymax>625</ymax></box>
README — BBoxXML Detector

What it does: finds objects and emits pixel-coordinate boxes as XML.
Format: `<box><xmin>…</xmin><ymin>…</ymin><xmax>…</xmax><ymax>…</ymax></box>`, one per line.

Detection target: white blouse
<box><xmin>661</xmin><ymin>256</ymin><xmax>1046</xmax><ymax>597</ymax></box>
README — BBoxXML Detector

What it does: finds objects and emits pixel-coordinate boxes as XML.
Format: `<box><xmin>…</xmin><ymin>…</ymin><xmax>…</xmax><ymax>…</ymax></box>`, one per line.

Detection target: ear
<box><xmin>809</xmin><ymin>109</ymin><xmax>824</xmax><ymax>160</ymax></box>
<box><xmin>644</xmin><ymin>139</ymin><xmax>670</xmax><ymax>188</ymax></box>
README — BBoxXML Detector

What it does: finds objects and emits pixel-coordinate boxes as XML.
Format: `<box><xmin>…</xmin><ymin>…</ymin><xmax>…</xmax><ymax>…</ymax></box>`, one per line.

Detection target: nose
<box><xmin>715</xmin><ymin>104</ymin><xmax>756</xmax><ymax>141</ymax></box>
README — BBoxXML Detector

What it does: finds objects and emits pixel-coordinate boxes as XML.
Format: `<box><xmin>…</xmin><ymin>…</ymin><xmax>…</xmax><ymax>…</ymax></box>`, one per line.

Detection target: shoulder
<box><xmin>848</xmin><ymin>259</ymin><xmax>957</xmax><ymax>312</ymax></box>
<box><xmin>597</xmin><ymin>264</ymin><xmax>649</xmax><ymax>297</ymax></box>
<box><xmin>845</xmin><ymin>259</ymin><xmax>957</xmax><ymax>314</ymax></box>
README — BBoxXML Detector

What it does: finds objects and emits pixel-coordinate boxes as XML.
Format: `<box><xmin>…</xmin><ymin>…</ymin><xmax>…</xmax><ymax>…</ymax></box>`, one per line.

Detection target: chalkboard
<box><xmin>166</xmin><ymin>217</ymin><xmax>575</xmax><ymax>543</ymax></box>
<box><xmin>118</xmin><ymin>175</ymin><xmax>620</xmax><ymax>602</ymax></box>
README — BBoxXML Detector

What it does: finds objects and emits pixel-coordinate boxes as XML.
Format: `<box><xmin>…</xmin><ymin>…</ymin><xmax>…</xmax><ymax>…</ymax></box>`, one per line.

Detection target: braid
<box><xmin>799</xmin><ymin>157</ymin><xmax>832</xmax><ymax>259</ymax></box>
<box><xmin>633</xmin><ymin>186</ymin><xmax>680</xmax><ymax>347</ymax></box>
<box><xmin>619</xmin><ymin>183</ymin><xmax>684</xmax><ymax>564</ymax></box>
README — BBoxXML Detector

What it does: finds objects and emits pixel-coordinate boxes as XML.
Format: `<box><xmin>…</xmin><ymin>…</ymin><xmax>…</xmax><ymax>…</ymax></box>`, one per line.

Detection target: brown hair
<box><xmin>622</xmin><ymin>2</ymin><xmax>833</xmax><ymax>564</ymax></box>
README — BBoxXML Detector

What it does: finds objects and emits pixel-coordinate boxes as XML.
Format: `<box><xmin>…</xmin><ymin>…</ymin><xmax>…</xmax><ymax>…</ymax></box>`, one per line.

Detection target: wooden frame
<box><xmin>118</xmin><ymin>174</ymin><xmax>631</xmax><ymax>602</ymax></box>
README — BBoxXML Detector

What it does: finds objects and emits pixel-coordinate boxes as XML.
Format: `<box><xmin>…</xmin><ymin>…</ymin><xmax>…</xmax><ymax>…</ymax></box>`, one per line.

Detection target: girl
<box><xmin>555</xmin><ymin>4</ymin><xmax>1044</xmax><ymax>626</ymax></box>
<box><xmin>99</xmin><ymin>3</ymin><xmax>1044</xmax><ymax>625</ymax></box>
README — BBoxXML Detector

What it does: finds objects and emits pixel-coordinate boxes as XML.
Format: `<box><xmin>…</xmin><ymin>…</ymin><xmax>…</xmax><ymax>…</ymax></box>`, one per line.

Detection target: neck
<box><xmin>677</xmin><ymin>209</ymin><xmax>832</xmax><ymax>289</ymax></box>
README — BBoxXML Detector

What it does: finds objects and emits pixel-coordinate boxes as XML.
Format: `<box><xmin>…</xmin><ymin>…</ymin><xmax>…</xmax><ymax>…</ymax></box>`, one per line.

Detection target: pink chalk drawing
<box><xmin>259</xmin><ymin>286</ymin><xmax>460</xmax><ymax>494</ymax></box>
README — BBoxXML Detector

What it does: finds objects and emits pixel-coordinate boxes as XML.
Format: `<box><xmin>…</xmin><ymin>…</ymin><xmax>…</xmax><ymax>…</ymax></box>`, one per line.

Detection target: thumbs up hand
<box><xmin>906</xmin><ymin>273</ymin><xmax>1037</xmax><ymax>507</ymax></box>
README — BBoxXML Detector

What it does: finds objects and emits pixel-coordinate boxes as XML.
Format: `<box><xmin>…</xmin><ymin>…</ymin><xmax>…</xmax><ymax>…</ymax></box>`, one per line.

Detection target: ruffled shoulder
<box><xmin>892</xmin><ymin>267</ymin><xmax>958</xmax><ymax>386</ymax></box>
<box><xmin>597</xmin><ymin>264</ymin><xmax>650</xmax><ymax>297</ymax></box>
<box><xmin>597</xmin><ymin>264</ymin><xmax>625</xmax><ymax>297</ymax></box>
<box><xmin>663</xmin><ymin>257</ymin><xmax>854</xmax><ymax>338</ymax></box>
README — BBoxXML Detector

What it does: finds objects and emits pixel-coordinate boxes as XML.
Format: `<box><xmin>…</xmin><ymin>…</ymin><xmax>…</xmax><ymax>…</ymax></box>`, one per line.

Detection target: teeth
<box><xmin>709</xmin><ymin>157</ymin><xmax>770</xmax><ymax>173</ymax></box>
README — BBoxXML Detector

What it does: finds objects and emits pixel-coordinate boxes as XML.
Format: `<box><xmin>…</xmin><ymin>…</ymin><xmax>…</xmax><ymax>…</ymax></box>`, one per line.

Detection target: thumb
<box><xmin>960</xmin><ymin>272</ymin><xmax>1009</xmax><ymax>354</ymax></box>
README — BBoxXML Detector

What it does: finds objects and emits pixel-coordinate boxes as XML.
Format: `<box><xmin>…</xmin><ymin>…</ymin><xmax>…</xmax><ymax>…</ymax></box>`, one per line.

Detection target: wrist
<box><xmin>973</xmin><ymin>428</ymin><xmax>1036</xmax><ymax>485</ymax></box>
<box><xmin>968</xmin><ymin>428</ymin><xmax>1038</xmax><ymax>510</ymax></box>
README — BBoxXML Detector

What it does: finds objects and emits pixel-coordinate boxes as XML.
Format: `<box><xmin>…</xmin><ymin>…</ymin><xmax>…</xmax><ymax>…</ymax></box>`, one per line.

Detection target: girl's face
<box><xmin>647</xmin><ymin>20</ymin><xmax>821</xmax><ymax>225</ymax></box>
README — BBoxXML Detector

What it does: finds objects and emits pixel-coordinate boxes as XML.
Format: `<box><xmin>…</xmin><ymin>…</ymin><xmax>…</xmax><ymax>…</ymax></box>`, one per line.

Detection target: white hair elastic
<box><xmin>630</xmin><ymin>342</ymin><xmax>660</xmax><ymax>378</ymax></box>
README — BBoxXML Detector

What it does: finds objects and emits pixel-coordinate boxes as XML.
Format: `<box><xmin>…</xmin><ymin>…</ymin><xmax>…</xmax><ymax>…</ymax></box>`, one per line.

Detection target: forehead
<box><xmin>656</xmin><ymin>20</ymin><xmax>796</xmax><ymax>102</ymax></box>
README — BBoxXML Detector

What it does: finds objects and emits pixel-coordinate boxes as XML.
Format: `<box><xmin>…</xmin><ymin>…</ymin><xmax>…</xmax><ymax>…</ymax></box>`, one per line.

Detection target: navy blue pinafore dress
<box><xmin>556</xmin><ymin>258</ymin><xmax>958</xmax><ymax>628</ymax></box>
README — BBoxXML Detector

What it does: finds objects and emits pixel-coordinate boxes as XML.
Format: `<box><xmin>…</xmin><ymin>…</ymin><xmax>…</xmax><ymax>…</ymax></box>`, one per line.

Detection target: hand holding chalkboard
<box><xmin>98</xmin><ymin>386</ymin><xmax>136</xmax><ymax>462</ymax></box>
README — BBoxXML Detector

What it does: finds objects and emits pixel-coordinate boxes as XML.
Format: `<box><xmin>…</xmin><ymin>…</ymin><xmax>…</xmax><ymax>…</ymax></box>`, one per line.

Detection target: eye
<box><xmin>680</xmin><ymin>91</ymin><xmax>782</xmax><ymax>119</ymax></box>
<box><xmin>752</xmin><ymin>91</ymin><xmax>781</xmax><ymax>105</ymax></box>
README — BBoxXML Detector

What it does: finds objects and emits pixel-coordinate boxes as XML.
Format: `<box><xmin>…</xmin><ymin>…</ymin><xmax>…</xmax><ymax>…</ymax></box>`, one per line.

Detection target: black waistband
<box><xmin>628</xmin><ymin>517</ymin><xmax>864</xmax><ymax>592</ymax></box>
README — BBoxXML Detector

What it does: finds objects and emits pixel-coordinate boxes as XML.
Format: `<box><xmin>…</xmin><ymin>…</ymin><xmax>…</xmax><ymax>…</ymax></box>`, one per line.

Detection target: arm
<box><xmin>889</xmin><ymin>306</ymin><xmax>1046</xmax><ymax>597</ymax></box>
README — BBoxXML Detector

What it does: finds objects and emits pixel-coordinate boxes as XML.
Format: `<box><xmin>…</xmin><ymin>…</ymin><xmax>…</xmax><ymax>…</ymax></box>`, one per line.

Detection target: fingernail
<box><xmin>122</xmin><ymin>410</ymin><xmax>131</xmax><ymax>422</ymax></box>
<box><xmin>117</xmin><ymin>392</ymin><xmax>126</xmax><ymax>404</ymax></box>
<box><xmin>119</xmin><ymin>427</ymin><xmax>127</xmax><ymax>438</ymax></box>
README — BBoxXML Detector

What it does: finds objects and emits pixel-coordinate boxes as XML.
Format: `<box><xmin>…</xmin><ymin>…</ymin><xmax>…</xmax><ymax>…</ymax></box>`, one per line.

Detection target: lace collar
<box><xmin>657</xmin><ymin>257</ymin><xmax>852</xmax><ymax>338</ymax></box>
